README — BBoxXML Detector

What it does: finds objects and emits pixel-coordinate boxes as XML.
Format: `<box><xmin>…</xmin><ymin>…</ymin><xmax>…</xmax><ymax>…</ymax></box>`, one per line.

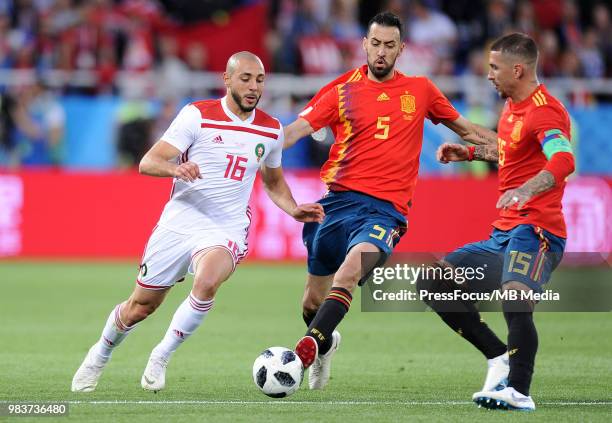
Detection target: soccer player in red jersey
<box><xmin>431</xmin><ymin>33</ymin><xmax>575</xmax><ymax>410</ymax></box>
<box><xmin>282</xmin><ymin>12</ymin><xmax>498</xmax><ymax>390</ymax></box>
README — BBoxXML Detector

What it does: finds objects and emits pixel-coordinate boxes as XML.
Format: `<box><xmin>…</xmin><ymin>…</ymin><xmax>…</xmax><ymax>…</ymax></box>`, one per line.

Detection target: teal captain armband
<box><xmin>541</xmin><ymin>130</ymin><xmax>573</xmax><ymax>160</ymax></box>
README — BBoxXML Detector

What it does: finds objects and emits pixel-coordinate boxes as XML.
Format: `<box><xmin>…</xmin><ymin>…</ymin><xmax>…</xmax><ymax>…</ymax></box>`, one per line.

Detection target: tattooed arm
<box><xmin>496</xmin><ymin>170</ymin><xmax>556</xmax><ymax>209</ymax></box>
<box><xmin>441</xmin><ymin>115</ymin><xmax>498</xmax><ymax>146</ymax></box>
<box><xmin>473</xmin><ymin>144</ymin><xmax>499</xmax><ymax>162</ymax></box>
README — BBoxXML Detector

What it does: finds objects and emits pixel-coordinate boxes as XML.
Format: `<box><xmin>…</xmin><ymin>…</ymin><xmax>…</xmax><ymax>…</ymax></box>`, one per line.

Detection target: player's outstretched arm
<box><xmin>442</xmin><ymin>115</ymin><xmax>498</xmax><ymax>146</ymax></box>
<box><xmin>437</xmin><ymin>143</ymin><xmax>498</xmax><ymax>163</ymax></box>
<box><xmin>260</xmin><ymin>165</ymin><xmax>324</xmax><ymax>223</ymax></box>
<box><xmin>283</xmin><ymin>118</ymin><xmax>315</xmax><ymax>150</ymax></box>
<box><xmin>139</xmin><ymin>140</ymin><xmax>202</xmax><ymax>182</ymax></box>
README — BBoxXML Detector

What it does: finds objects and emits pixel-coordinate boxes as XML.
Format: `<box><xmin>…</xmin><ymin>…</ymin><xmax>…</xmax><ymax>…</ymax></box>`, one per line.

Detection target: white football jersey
<box><xmin>156</xmin><ymin>96</ymin><xmax>283</xmax><ymax>234</ymax></box>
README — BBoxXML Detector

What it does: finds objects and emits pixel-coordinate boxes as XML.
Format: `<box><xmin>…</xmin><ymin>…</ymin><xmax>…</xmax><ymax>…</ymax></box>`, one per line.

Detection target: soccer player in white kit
<box><xmin>71</xmin><ymin>51</ymin><xmax>324</xmax><ymax>393</ymax></box>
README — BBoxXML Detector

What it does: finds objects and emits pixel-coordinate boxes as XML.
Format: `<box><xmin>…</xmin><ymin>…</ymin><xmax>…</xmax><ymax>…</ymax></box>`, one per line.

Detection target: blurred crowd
<box><xmin>270</xmin><ymin>0</ymin><xmax>612</xmax><ymax>78</ymax></box>
<box><xmin>0</xmin><ymin>0</ymin><xmax>609</xmax><ymax>84</ymax></box>
<box><xmin>0</xmin><ymin>0</ymin><xmax>214</xmax><ymax>95</ymax></box>
<box><xmin>0</xmin><ymin>0</ymin><xmax>610</xmax><ymax>168</ymax></box>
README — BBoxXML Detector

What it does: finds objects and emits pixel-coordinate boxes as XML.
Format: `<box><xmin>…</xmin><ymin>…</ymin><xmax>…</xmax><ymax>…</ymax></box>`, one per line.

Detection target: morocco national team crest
<box><xmin>255</xmin><ymin>143</ymin><xmax>265</xmax><ymax>162</ymax></box>
<box><xmin>400</xmin><ymin>93</ymin><xmax>416</xmax><ymax>119</ymax></box>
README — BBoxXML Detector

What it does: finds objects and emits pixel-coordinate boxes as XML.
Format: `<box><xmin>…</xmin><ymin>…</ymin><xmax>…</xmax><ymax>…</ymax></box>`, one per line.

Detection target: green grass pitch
<box><xmin>0</xmin><ymin>261</ymin><xmax>610</xmax><ymax>422</ymax></box>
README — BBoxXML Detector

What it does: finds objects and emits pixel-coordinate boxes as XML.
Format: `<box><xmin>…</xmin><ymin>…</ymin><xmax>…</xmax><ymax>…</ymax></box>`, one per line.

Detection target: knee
<box><xmin>502</xmin><ymin>282</ymin><xmax>535</xmax><ymax>313</ymax></box>
<box><xmin>193</xmin><ymin>275</ymin><xmax>223</xmax><ymax>300</ymax></box>
<box><xmin>502</xmin><ymin>299</ymin><xmax>534</xmax><ymax>315</ymax></box>
<box><xmin>416</xmin><ymin>263</ymin><xmax>442</xmax><ymax>303</ymax></box>
<box><xmin>415</xmin><ymin>269</ymin><xmax>436</xmax><ymax>294</ymax></box>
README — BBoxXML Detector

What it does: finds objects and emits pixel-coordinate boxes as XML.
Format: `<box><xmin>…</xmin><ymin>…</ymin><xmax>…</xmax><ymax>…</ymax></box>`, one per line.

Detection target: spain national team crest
<box><xmin>255</xmin><ymin>143</ymin><xmax>265</xmax><ymax>162</ymax></box>
<box><xmin>400</xmin><ymin>93</ymin><xmax>416</xmax><ymax>120</ymax></box>
<box><xmin>511</xmin><ymin>120</ymin><xmax>523</xmax><ymax>142</ymax></box>
<box><xmin>400</xmin><ymin>93</ymin><xmax>416</xmax><ymax>114</ymax></box>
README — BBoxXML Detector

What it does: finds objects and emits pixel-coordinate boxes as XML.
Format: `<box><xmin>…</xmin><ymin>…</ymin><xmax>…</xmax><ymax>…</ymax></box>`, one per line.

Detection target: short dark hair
<box><xmin>490</xmin><ymin>33</ymin><xmax>539</xmax><ymax>64</ymax></box>
<box><xmin>367</xmin><ymin>11</ymin><xmax>404</xmax><ymax>39</ymax></box>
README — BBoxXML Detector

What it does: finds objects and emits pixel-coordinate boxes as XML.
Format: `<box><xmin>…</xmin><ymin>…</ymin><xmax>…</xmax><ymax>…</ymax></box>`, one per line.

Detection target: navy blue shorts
<box><xmin>444</xmin><ymin>224</ymin><xmax>566</xmax><ymax>293</ymax></box>
<box><xmin>303</xmin><ymin>191</ymin><xmax>407</xmax><ymax>277</ymax></box>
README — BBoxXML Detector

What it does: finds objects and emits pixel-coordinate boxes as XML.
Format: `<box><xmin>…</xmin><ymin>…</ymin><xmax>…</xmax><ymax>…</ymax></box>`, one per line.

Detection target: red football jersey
<box><xmin>493</xmin><ymin>84</ymin><xmax>571</xmax><ymax>238</ymax></box>
<box><xmin>304</xmin><ymin>67</ymin><xmax>367</xmax><ymax>111</ymax></box>
<box><xmin>302</xmin><ymin>66</ymin><xmax>367</xmax><ymax>140</ymax></box>
<box><xmin>300</xmin><ymin>65</ymin><xmax>459</xmax><ymax>216</ymax></box>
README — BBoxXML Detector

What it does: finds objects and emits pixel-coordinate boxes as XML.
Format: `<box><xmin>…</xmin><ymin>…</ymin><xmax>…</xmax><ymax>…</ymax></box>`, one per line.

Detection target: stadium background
<box><xmin>0</xmin><ymin>0</ymin><xmax>611</xmax><ymax>259</ymax></box>
<box><xmin>0</xmin><ymin>1</ymin><xmax>610</xmax><ymax>421</ymax></box>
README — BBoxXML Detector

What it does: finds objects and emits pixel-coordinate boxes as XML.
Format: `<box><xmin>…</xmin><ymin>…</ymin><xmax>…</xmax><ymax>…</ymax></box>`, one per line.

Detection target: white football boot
<box><xmin>141</xmin><ymin>353</ymin><xmax>169</xmax><ymax>392</ymax></box>
<box><xmin>71</xmin><ymin>344</ymin><xmax>107</xmax><ymax>392</ymax></box>
<box><xmin>481</xmin><ymin>352</ymin><xmax>509</xmax><ymax>392</ymax></box>
<box><xmin>473</xmin><ymin>386</ymin><xmax>536</xmax><ymax>411</ymax></box>
<box><xmin>309</xmin><ymin>330</ymin><xmax>341</xmax><ymax>390</ymax></box>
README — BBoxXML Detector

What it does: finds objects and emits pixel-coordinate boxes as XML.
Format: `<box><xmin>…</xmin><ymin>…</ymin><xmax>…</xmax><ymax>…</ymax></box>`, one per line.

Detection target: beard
<box><xmin>367</xmin><ymin>58</ymin><xmax>394</xmax><ymax>79</ymax></box>
<box><xmin>231</xmin><ymin>90</ymin><xmax>260</xmax><ymax>113</ymax></box>
<box><xmin>491</xmin><ymin>79</ymin><xmax>512</xmax><ymax>99</ymax></box>
<box><xmin>493</xmin><ymin>85</ymin><xmax>509</xmax><ymax>99</ymax></box>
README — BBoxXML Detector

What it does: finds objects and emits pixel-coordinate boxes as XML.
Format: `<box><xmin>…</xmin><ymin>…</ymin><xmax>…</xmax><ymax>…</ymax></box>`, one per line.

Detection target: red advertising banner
<box><xmin>0</xmin><ymin>170</ymin><xmax>610</xmax><ymax>259</ymax></box>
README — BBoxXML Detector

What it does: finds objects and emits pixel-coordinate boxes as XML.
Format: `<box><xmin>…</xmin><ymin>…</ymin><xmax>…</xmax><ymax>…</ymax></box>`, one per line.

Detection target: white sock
<box><xmin>95</xmin><ymin>303</ymin><xmax>136</xmax><ymax>363</ymax></box>
<box><xmin>153</xmin><ymin>292</ymin><xmax>214</xmax><ymax>359</ymax></box>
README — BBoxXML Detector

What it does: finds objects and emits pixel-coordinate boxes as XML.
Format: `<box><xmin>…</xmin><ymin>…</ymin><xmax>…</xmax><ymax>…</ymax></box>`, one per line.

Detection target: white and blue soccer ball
<box><xmin>252</xmin><ymin>346</ymin><xmax>304</xmax><ymax>398</ymax></box>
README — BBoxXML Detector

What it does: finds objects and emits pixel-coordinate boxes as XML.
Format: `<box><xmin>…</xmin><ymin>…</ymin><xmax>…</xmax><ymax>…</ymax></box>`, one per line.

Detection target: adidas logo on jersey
<box><xmin>377</xmin><ymin>92</ymin><xmax>390</xmax><ymax>101</ymax></box>
<box><xmin>212</xmin><ymin>135</ymin><xmax>224</xmax><ymax>144</ymax></box>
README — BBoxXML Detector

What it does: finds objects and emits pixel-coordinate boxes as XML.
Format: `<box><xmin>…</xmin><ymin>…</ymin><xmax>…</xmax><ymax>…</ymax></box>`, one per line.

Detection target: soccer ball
<box><xmin>252</xmin><ymin>346</ymin><xmax>304</xmax><ymax>398</ymax></box>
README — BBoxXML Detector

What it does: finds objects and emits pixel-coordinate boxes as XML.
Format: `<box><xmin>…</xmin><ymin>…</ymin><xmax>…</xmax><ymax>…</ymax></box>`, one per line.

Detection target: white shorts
<box><xmin>136</xmin><ymin>225</ymin><xmax>248</xmax><ymax>290</ymax></box>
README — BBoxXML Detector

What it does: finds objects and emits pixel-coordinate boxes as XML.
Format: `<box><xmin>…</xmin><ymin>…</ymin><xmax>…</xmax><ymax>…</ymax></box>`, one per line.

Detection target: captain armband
<box><xmin>541</xmin><ymin>129</ymin><xmax>573</xmax><ymax>160</ymax></box>
<box><xmin>540</xmin><ymin>129</ymin><xmax>575</xmax><ymax>184</ymax></box>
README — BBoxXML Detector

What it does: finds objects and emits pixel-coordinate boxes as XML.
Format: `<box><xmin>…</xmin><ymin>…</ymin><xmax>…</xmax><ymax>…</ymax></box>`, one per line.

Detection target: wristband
<box><xmin>467</xmin><ymin>146</ymin><xmax>475</xmax><ymax>161</ymax></box>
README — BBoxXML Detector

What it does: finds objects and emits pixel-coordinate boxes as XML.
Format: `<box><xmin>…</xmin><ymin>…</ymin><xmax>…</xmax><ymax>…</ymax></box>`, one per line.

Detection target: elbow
<box><xmin>262</xmin><ymin>177</ymin><xmax>282</xmax><ymax>195</ymax></box>
<box><xmin>138</xmin><ymin>156</ymin><xmax>148</xmax><ymax>175</ymax></box>
<box><xmin>262</xmin><ymin>180</ymin><xmax>274</xmax><ymax>194</ymax></box>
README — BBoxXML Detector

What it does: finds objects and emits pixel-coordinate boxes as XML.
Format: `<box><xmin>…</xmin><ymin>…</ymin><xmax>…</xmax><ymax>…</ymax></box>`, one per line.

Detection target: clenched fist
<box><xmin>174</xmin><ymin>161</ymin><xmax>202</xmax><ymax>182</ymax></box>
<box><xmin>437</xmin><ymin>143</ymin><xmax>469</xmax><ymax>163</ymax></box>
<box><xmin>290</xmin><ymin>203</ymin><xmax>325</xmax><ymax>223</ymax></box>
